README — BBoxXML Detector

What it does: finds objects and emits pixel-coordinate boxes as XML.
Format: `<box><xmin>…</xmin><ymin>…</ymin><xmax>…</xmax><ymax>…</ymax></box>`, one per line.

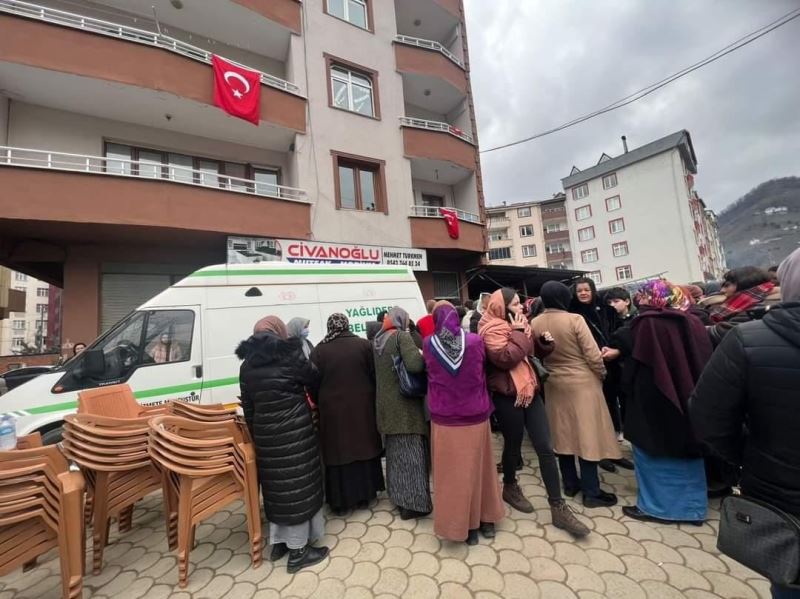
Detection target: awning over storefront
<box><xmin>464</xmin><ymin>264</ymin><xmax>586</xmax><ymax>300</ymax></box>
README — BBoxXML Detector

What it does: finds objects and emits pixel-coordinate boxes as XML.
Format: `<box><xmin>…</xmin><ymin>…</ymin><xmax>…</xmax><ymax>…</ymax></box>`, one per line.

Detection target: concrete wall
<box><xmin>565</xmin><ymin>149</ymin><xmax>704</xmax><ymax>286</ymax></box>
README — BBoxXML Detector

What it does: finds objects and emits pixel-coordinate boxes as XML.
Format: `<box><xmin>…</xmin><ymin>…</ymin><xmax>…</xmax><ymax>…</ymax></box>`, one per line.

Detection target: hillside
<box><xmin>718</xmin><ymin>177</ymin><xmax>800</xmax><ymax>269</ymax></box>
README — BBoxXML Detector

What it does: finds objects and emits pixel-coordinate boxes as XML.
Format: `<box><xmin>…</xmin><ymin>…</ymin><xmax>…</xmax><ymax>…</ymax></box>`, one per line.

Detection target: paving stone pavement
<box><xmin>0</xmin><ymin>438</ymin><xmax>770</xmax><ymax>598</ymax></box>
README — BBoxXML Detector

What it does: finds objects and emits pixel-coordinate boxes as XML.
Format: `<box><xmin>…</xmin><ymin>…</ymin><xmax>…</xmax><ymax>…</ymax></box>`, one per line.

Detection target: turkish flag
<box><xmin>212</xmin><ymin>55</ymin><xmax>261</xmax><ymax>125</ymax></box>
<box><xmin>439</xmin><ymin>207</ymin><xmax>460</xmax><ymax>239</ymax></box>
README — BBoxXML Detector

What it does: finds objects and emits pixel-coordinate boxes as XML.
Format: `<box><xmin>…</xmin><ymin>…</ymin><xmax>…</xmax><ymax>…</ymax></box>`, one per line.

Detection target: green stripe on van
<box><xmin>24</xmin><ymin>377</ymin><xmax>240</xmax><ymax>415</ymax></box>
<box><xmin>190</xmin><ymin>268</ymin><xmax>409</xmax><ymax>277</ymax></box>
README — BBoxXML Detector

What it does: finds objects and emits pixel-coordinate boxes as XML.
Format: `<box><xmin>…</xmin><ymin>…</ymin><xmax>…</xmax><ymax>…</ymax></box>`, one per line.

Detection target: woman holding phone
<box><xmin>479</xmin><ymin>288</ymin><xmax>590</xmax><ymax>536</ymax></box>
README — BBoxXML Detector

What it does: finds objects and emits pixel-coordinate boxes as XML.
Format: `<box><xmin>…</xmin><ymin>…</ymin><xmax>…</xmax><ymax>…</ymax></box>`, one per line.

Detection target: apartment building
<box><xmin>561</xmin><ymin>130</ymin><xmax>711</xmax><ymax>287</ymax></box>
<box><xmin>689</xmin><ymin>194</ymin><xmax>727</xmax><ymax>281</ymax></box>
<box><xmin>486</xmin><ymin>193</ymin><xmax>573</xmax><ymax>270</ymax></box>
<box><xmin>0</xmin><ymin>270</ymin><xmax>51</xmax><ymax>354</ymax></box>
<box><xmin>0</xmin><ymin>0</ymin><xmax>486</xmax><ymax>352</ymax></box>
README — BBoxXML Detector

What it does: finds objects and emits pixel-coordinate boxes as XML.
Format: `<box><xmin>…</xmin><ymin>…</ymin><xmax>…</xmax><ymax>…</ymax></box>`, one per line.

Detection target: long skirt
<box><xmin>326</xmin><ymin>457</ymin><xmax>385</xmax><ymax>512</ymax></box>
<box><xmin>633</xmin><ymin>445</ymin><xmax>707</xmax><ymax>522</ymax></box>
<box><xmin>269</xmin><ymin>507</ymin><xmax>325</xmax><ymax>550</ymax></box>
<box><xmin>385</xmin><ymin>433</ymin><xmax>432</xmax><ymax>513</ymax></box>
<box><xmin>432</xmin><ymin>420</ymin><xmax>505</xmax><ymax>541</ymax></box>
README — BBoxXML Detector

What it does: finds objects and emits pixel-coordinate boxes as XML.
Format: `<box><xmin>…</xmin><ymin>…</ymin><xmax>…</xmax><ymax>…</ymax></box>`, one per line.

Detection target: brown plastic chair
<box><xmin>148</xmin><ymin>415</ymin><xmax>261</xmax><ymax>588</ymax></box>
<box><xmin>0</xmin><ymin>444</ymin><xmax>85</xmax><ymax>598</ymax></box>
<box><xmin>62</xmin><ymin>413</ymin><xmax>161</xmax><ymax>575</ymax></box>
<box><xmin>78</xmin><ymin>384</ymin><xmax>167</xmax><ymax>418</ymax></box>
<box><xmin>169</xmin><ymin>401</ymin><xmax>238</xmax><ymax>422</ymax></box>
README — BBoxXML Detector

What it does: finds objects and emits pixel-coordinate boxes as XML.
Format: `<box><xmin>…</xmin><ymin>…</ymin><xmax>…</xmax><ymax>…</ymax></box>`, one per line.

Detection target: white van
<box><xmin>2</xmin><ymin>263</ymin><xmax>426</xmax><ymax>443</ymax></box>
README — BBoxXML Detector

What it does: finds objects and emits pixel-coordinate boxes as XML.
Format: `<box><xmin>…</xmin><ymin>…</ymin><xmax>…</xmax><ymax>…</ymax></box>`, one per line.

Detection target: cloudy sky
<box><xmin>464</xmin><ymin>0</ymin><xmax>800</xmax><ymax>212</ymax></box>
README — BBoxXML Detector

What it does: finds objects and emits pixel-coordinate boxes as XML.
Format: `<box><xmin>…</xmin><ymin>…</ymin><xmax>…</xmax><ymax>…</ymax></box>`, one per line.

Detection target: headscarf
<box><xmin>540</xmin><ymin>281</ymin><xmax>572</xmax><ymax>311</ymax></box>
<box><xmin>478</xmin><ymin>290</ymin><xmax>535</xmax><ymax>403</ymax></box>
<box><xmin>428</xmin><ymin>301</ymin><xmax>466</xmax><ymax>375</ymax></box>
<box><xmin>321</xmin><ymin>313</ymin><xmax>350</xmax><ymax>344</ymax></box>
<box><xmin>253</xmin><ymin>315</ymin><xmax>288</xmax><ymax>339</ymax></box>
<box><xmin>778</xmin><ymin>247</ymin><xmax>800</xmax><ymax>302</ymax></box>
<box><xmin>635</xmin><ymin>280</ymin><xmax>690</xmax><ymax>310</ymax></box>
<box><xmin>682</xmin><ymin>285</ymin><xmax>704</xmax><ymax>303</ymax></box>
<box><xmin>373</xmin><ymin>306</ymin><xmax>409</xmax><ymax>356</ymax></box>
<box><xmin>286</xmin><ymin>317</ymin><xmax>310</xmax><ymax>338</ymax></box>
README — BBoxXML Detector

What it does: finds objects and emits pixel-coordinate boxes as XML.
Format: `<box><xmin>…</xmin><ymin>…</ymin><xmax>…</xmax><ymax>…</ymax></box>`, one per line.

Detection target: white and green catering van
<box><xmin>2</xmin><ymin>263</ymin><xmax>426</xmax><ymax>443</ymax></box>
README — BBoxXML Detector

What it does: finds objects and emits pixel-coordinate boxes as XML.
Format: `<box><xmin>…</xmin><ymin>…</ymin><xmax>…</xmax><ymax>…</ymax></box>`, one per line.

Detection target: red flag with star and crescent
<box><xmin>439</xmin><ymin>207</ymin><xmax>460</xmax><ymax>239</ymax></box>
<box><xmin>212</xmin><ymin>55</ymin><xmax>261</xmax><ymax>125</ymax></box>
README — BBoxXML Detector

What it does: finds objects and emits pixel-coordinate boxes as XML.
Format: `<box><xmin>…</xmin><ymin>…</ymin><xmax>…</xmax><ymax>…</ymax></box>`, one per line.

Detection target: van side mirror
<box><xmin>81</xmin><ymin>349</ymin><xmax>105</xmax><ymax>379</ymax></box>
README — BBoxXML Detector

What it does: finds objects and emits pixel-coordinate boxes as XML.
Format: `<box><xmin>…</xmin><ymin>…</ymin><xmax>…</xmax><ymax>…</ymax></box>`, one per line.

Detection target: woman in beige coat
<box><xmin>532</xmin><ymin>281</ymin><xmax>622</xmax><ymax>508</ymax></box>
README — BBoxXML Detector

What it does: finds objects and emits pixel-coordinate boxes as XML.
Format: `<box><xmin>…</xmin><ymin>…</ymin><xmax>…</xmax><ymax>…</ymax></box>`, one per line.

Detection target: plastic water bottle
<box><xmin>0</xmin><ymin>414</ymin><xmax>16</xmax><ymax>450</ymax></box>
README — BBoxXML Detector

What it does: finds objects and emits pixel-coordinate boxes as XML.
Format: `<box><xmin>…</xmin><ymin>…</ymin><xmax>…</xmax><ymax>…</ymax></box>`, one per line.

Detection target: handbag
<box><xmin>717</xmin><ymin>493</ymin><xmax>800</xmax><ymax>587</ymax></box>
<box><xmin>392</xmin><ymin>332</ymin><xmax>427</xmax><ymax>399</ymax></box>
<box><xmin>531</xmin><ymin>356</ymin><xmax>549</xmax><ymax>384</ymax></box>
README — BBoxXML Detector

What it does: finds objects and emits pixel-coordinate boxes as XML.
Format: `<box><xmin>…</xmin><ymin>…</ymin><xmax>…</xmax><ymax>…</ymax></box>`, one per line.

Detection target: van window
<box><xmin>95</xmin><ymin>311</ymin><xmax>147</xmax><ymax>381</ymax></box>
<box><xmin>142</xmin><ymin>311</ymin><xmax>194</xmax><ymax>364</ymax></box>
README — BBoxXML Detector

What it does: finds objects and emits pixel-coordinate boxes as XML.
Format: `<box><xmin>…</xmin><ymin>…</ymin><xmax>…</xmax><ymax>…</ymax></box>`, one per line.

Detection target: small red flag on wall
<box><xmin>212</xmin><ymin>55</ymin><xmax>261</xmax><ymax>125</ymax></box>
<box><xmin>439</xmin><ymin>208</ymin><xmax>460</xmax><ymax>239</ymax></box>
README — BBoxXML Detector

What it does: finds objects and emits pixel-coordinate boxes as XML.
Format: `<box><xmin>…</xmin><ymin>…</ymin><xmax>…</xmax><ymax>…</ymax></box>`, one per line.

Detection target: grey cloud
<box><xmin>465</xmin><ymin>0</ymin><xmax>800</xmax><ymax>211</ymax></box>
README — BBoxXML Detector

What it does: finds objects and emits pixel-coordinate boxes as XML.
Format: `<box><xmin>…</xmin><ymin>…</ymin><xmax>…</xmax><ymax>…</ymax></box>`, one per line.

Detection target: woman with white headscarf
<box><xmin>287</xmin><ymin>317</ymin><xmax>313</xmax><ymax>358</ymax></box>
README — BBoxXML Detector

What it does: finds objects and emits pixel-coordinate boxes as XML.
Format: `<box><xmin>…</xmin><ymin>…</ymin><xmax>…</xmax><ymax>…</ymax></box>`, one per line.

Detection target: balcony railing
<box><xmin>395</xmin><ymin>34</ymin><xmax>464</xmax><ymax>69</ymax></box>
<box><xmin>409</xmin><ymin>205</ymin><xmax>482</xmax><ymax>224</ymax></box>
<box><xmin>0</xmin><ymin>0</ymin><xmax>302</xmax><ymax>95</ymax></box>
<box><xmin>0</xmin><ymin>146</ymin><xmax>308</xmax><ymax>203</ymax></box>
<box><xmin>486</xmin><ymin>217</ymin><xmax>510</xmax><ymax>229</ymax></box>
<box><xmin>399</xmin><ymin>117</ymin><xmax>474</xmax><ymax>144</ymax></box>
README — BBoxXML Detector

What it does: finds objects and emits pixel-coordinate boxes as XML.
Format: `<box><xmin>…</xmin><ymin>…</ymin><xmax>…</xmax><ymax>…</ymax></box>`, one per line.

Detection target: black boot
<box><xmin>465</xmin><ymin>529</ymin><xmax>479</xmax><ymax>545</ymax></box>
<box><xmin>270</xmin><ymin>542</ymin><xmax>289</xmax><ymax>562</ymax></box>
<box><xmin>287</xmin><ymin>545</ymin><xmax>330</xmax><ymax>574</ymax></box>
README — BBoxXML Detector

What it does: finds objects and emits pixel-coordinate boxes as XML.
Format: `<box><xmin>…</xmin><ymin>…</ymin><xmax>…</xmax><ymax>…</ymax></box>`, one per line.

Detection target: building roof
<box><xmin>561</xmin><ymin>130</ymin><xmax>697</xmax><ymax>189</ymax></box>
<box><xmin>486</xmin><ymin>192</ymin><xmax>566</xmax><ymax>213</ymax></box>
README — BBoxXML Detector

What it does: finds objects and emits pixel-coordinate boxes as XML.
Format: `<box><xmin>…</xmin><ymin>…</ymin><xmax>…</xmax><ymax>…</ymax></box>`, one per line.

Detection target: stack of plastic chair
<box><xmin>0</xmin><ymin>440</ymin><xmax>85</xmax><ymax>598</ymax></box>
<box><xmin>148</xmin><ymin>415</ymin><xmax>261</xmax><ymax>588</ymax></box>
<box><xmin>61</xmin><ymin>413</ymin><xmax>160</xmax><ymax>575</ymax></box>
<box><xmin>77</xmin><ymin>384</ymin><xmax>165</xmax><ymax>531</ymax></box>
<box><xmin>169</xmin><ymin>401</ymin><xmax>237</xmax><ymax>423</ymax></box>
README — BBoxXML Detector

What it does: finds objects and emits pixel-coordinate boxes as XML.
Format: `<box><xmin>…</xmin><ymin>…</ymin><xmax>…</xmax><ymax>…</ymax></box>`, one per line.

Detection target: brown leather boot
<box><xmin>551</xmin><ymin>501</ymin><xmax>590</xmax><ymax>537</ymax></box>
<box><xmin>502</xmin><ymin>482</ymin><xmax>534</xmax><ymax>513</ymax></box>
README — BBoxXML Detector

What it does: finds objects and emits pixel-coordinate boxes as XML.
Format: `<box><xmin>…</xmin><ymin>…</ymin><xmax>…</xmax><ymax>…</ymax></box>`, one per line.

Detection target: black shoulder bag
<box><xmin>392</xmin><ymin>332</ymin><xmax>427</xmax><ymax>399</ymax></box>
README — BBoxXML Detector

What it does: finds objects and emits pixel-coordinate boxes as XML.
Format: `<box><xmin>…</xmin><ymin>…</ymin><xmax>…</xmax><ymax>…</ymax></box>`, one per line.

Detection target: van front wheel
<box><xmin>41</xmin><ymin>426</ymin><xmax>64</xmax><ymax>446</ymax></box>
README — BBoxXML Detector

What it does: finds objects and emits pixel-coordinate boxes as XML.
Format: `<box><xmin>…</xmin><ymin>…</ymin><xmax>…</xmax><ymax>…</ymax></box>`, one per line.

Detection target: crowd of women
<box><xmin>234</xmin><ymin>247</ymin><xmax>800</xmax><ymax>598</ymax></box>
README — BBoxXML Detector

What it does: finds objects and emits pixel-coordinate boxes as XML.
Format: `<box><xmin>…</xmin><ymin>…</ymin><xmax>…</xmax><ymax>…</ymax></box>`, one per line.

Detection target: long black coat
<box><xmin>236</xmin><ymin>333</ymin><xmax>323</xmax><ymax>525</ymax></box>
<box><xmin>690</xmin><ymin>303</ymin><xmax>800</xmax><ymax>517</ymax></box>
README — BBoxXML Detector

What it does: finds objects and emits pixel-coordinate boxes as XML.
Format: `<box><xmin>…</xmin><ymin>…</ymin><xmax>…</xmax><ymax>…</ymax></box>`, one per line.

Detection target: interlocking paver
<box><xmin>0</xmin><ymin>439</ymin><xmax>772</xmax><ymax>598</ymax></box>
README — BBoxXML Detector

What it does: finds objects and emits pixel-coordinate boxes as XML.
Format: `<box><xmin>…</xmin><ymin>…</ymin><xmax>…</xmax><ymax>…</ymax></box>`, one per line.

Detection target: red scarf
<box><xmin>709</xmin><ymin>282</ymin><xmax>774</xmax><ymax>323</ymax></box>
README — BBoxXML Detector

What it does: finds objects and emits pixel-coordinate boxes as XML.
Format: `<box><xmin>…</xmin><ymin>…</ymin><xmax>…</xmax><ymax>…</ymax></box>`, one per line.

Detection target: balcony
<box><xmin>544</xmin><ymin>229</ymin><xmax>570</xmax><ymax>242</ymax></box>
<box><xmin>0</xmin><ymin>1</ymin><xmax>306</xmax><ymax>148</ymax></box>
<box><xmin>541</xmin><ymin>207</ymin><xmax>567</xmax><ymax>221</ymax></box>
<box><xmin>409</xmin><ymin>213</ymin><xmax>485</xmax><ymax>254</ymax></box>
<box><xmin>394</xmin><ymin>35</ymin><xmax>467</xmax><ymax>117</ymax></box>
<box><xmin>401</xmin><ymin>117</ymin><xmax>476</xmax><ymax>181</ymax></box>
<box><xmin>546</xmin><ymin>251</ymin><xmax>573</xmax><ymax>263</ymax></box>
<box><xmin>0</xmin><ymin>146</ymin><xmax>311</xmax><ymax>239</ymax></box>
<box><xmin>409</xmin><ymin>204</ymin><xmax>481</xmax><ymax>224</ymax></box>
<box><xmin>487</xmin><ymin>217</ymin><xmax>511</xmax><ymax>229</ymax></box>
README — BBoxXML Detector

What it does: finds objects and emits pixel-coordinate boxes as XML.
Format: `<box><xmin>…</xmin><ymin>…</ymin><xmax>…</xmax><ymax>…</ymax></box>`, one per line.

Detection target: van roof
<box><xmin>172</xmin><ymin>262</ymin><xmax>418</xmax><ymax>287</ymax></box>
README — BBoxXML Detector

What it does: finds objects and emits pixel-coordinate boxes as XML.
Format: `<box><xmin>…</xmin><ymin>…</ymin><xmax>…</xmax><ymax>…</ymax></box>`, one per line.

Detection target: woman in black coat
<box><xmin>236</xmin><ymin>315</ymin><xmax>328</xmax><ymax>574</ymax></box>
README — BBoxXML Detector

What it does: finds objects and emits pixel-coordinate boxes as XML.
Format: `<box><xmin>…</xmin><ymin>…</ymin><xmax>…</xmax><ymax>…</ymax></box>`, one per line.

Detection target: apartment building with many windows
<box><xmin>486</xmin><ymin>193</ymin><xmax>573</xmax><ymax>270</ymax></box>
<box><xmin>0</xmin><ymin>0</ymin><xmax>486</xmax><ymax>352</ymax></box>
<box><xmin>0</xmin><ymin>269</ymin><xmax>52</xmax><ymax>354</ymax></box>
<box><xmin>561</xmin><ymin>130</ymin><xmax>715</xmax><ymax>287</ymax></box>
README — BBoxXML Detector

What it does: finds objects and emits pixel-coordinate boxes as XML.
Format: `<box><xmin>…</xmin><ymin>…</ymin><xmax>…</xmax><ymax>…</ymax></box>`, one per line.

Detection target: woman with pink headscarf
<box><xmin>236</xmin><ymin>315</ymin><xmax>328</xmax><ymax>573</ymax></box>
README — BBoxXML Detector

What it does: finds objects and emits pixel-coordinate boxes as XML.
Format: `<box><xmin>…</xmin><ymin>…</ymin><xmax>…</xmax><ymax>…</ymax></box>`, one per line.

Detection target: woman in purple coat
<box><xmin>423</xmin><ymin>301</ymin><xmax>505</xmax><ymax>544</ymax></box>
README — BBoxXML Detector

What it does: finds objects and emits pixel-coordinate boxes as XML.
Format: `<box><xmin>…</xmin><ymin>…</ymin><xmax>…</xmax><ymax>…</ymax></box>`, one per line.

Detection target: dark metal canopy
<box><xmin>464</xmin><ymin>264</ymin><xmax>586</xmax><ymax>300</ymax></box>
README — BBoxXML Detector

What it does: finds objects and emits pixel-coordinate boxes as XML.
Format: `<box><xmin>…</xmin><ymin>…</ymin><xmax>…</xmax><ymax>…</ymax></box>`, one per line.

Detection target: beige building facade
<box><xmin>0</xmin><ymin>0</ymin><xmax>487</xmax><ymax>352</ymax></box>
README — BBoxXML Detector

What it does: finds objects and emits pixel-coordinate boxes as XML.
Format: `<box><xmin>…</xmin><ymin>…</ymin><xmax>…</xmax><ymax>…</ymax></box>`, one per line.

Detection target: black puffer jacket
<box><xmin>690</xmin><ymin>302</ymin><xmax>800</xmax><ymax>517</ymax></box>
<box><xmin>236</xmin><ymin>333</ymin><xmax>323</xmax><ymax>525</ymax></box>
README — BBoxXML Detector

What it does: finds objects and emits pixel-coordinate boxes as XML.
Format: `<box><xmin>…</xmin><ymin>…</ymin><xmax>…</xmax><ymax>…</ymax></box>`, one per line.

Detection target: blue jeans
<box><xmin>773</xmin><ymin>584</ymin><xmax>800</xmax><ymax>599</ymax></box>
<box><xmin>557</xmin><ymin>454</ymin><xmax>601</xmax><ymax>497</ymax></box>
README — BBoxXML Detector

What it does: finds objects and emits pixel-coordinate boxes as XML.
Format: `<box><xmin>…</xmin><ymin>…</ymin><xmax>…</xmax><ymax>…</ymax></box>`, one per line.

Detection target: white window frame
<box><xmin>12</xmin><ymin>337</ymin><xmax>24</xmax><ymax>348</ymax></box>
<box><xmin>14</xmin><ymin>272</ymin><xmax>27</xmax><ymax>282</ymax></box>
<box><xmin>602</xmin><ymin>172</ymin><xmax>618</xmax><ymax>190</ymax></box>
<box><xmin>616</xmin><ymin>265</ymin><xmax>633</xmax><ymax>281</ymax></box>
<box><xmin>327</xmin><ymin>0</ymin><xmax>369</xmax><ymax>29</ymax></box>
<box><xmin>489</xmin><ymin>247</ymin><xmax>513</xmax><ymax>260</ymax></box>
<box><xmin>606</xmin><ymin>195</ymin><xmax>622</xmax><ymax>212</ymax></box>
<box><xmin>577</xmin><ymin>226</ymin><xmax>595</xmax><ymax>242</ymax></box>
<box><xmin>575</xmin><ymin>205</ymin><xmax>592</xmax><ymax>221</ymax></box>
<box><xmin>572</xmin><ymin>184</ymin><xmax>588</xmax><ymax>200</ymax></box>
<box><xmin>522</xmin><ymin>245</ymin><xmax>537</xmax><ymax>258</ymax></box>
<box><xmin>546</xmin><ymin>243</ymin><xmax>567</xmax><ymax>254</ymax></box>
<box><xmin>609</xmin><ymin>218</ymin><xmax>625</xmax><ymax>234</ymax></box>
<box><xmin>36</xmin><ymin>288</ymin><xmax>49</xmax><ymax>297</ymax></box>
<box><xmin>519</xmin><ymin>224</ymin><xmax>534</xmax><ymax>238</ymax></box>
<box><xmin>588</xmin><ymin>271</ymin><xmax>603</xmax><ymax>284</ymax></box>
<box><xmin>581</xmin><ymin>248</ymin><xmax>599</xmax><ymax>264</ymax></box>
<box><xmin>488</xmin><ymin>230</ymin><xmax>508</xmax><ymax>241</ymax></box>
<box><xmin>12</xmin><ymin>320</ymin><xmax>25</xmax><ymax>331</ymax></box>
<box><xmin>612</xmin><ymin>241</ymin><xmax>629</xmax><ymax>257</ymax></box>
<box><xmin>544</xmin><ymin>223</ymin><xmax>563</xmax><ymax>233</ymax></box>
<box><xmin>331</xmin><ymin>65</ymin><xmax>374</xmax><ymax>116</ymax></box>
<box><xmin>517</xmin><ymin>207</ymin><xmax>532</xmax><ymax>218</ymax></box>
